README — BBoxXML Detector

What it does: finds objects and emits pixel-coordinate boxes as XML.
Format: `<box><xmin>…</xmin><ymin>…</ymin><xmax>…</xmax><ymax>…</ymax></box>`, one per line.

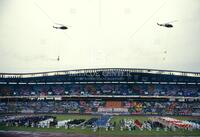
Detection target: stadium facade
<box><xmin>0</xmin><ymin>68</ymin><xmax>200</xmax><ymax>115</ymax></box>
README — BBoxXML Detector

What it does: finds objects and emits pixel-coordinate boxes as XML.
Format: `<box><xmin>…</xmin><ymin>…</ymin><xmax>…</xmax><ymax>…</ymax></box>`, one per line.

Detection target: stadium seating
<box><xmin>0</xmin><ymin>100</ymin><xmax>199</xmax><ymax>116</ymax></box>
<box><xmin>0</xmin><ymin>84</ymin><xmax>199</xmax><ymax>97</ymax></box>
<box><xmin>106</xmin><ymin>101</ymin><xmax>122</xmax><ymax>108</ymax></box>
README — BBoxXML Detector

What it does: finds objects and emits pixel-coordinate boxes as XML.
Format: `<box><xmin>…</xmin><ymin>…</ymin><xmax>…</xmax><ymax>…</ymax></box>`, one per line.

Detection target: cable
<box><xmin>34</xmin><ymin>0</ymin><xmax>72</xmax><ymax>40</ymax></box>
<box><xmin>129</xmin><ymin>0</ymin><xmax>167</xmax><ymax>39</ymax></box>
<box><xmin>34</xmin><ymin>1</ymin><xmax>55</xmax><ymax>23</ymax></box>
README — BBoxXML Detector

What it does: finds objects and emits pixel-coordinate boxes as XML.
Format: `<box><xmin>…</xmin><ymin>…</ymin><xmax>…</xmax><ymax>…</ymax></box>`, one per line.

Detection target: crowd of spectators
<box><xmin>0</xmin><ymin>83</ymin><xmax>199</xmax><ymax>116</ymax></box>
<box><xmin>0</xmin><ymin>84</ymin><xmax>199</xmax><ymax>97</ymax></box>
<box><xmin>0</xmin><ymin>100</ymin><xmax>199</xmax><ymax>116</ymax></box>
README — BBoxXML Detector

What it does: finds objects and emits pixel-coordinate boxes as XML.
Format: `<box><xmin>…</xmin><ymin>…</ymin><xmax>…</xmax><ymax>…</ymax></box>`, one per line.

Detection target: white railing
<box><xmin>0</xmin><ymin>95</ymin><xmax>199</xmax><ymax>99</ymax></box>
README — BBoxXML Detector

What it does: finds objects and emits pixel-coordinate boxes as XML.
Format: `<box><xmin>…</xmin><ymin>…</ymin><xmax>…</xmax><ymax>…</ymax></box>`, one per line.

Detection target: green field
<box><xmin>0</xmin><ymin>114</ymin><xmax>200</xmax><ymax>136</ymax></box>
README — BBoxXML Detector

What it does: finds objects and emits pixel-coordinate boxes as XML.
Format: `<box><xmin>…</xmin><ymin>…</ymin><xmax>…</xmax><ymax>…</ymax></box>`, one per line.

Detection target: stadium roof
<box><xmin>0</xmin><ymin>68</ymin><xmax>200</xmax><ymax>78</ymax></box>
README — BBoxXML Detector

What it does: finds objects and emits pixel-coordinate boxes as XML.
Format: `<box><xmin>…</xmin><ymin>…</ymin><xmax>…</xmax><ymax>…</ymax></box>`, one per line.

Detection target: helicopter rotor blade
<box><xmin>54</xmin><ymin>23</ymin><xmax>72</xmax><ymax>28</ymax></box>
<box><xmin>165</xmin><ymin>20</ymin><xmax>178</xmax><ymax>24</ymax></box>
<box><xmin>55</xmin><ymin>23</ymin><xmax>64</xmax><ymax>26</ymax></box>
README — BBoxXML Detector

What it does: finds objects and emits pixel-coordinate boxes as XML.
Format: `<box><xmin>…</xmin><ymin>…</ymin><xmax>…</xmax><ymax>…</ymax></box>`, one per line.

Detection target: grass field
<box><xmin>0</xmin><ymin>114</ymin><xmax>200</xmax><ymax>136</ymax></box>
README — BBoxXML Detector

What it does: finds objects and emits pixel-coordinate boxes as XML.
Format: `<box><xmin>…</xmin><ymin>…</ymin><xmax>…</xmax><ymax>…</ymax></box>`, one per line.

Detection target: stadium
<box><xmin>1</xmin><ymin>0</ymin><xmax>200</xmax><ymax>136</ymax></box>
<box><xmin>0</xmin><ymin>68</ymin><xmax>200</xmax><ymax>136</ymax></box>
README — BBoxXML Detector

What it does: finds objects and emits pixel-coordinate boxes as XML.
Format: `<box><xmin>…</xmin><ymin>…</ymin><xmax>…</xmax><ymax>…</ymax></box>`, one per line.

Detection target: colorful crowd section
<box><xmin>0</xmin><ymin>100</ymin><xmax>199</xmax><ymax>116</ymax></box>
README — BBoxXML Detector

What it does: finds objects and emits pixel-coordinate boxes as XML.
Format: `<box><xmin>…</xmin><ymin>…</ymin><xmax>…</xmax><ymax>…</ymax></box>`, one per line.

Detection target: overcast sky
<box><xmin>0</xmin><ymin>0</ymin><xmax>200</xmax><ymax>73</ymax></box>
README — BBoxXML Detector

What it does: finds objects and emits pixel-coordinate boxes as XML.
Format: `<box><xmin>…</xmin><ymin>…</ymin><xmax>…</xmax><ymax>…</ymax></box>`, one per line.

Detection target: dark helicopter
<box><xmin>157</xmin><ymin>20</ymin><xmax>177</xmax><ymax>28</ymax></box>
<box><xmin>53</xmin><ymin>23</ymin><xmax>68</xmax><ymax>30</ymax></box>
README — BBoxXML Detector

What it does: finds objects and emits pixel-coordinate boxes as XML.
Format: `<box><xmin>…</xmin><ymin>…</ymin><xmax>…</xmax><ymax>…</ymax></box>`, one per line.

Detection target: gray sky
<box><xmin>0</xmin><ymin>0</ymin><xmax>200</xmax><ymax>73</ymax></box>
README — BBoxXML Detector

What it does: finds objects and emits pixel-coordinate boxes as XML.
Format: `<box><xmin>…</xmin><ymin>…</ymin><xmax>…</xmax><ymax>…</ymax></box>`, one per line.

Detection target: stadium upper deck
<box><xmin>0</xmin><ymin>68</ymin><xmax>200</xmax><ymax>83</ymax></box>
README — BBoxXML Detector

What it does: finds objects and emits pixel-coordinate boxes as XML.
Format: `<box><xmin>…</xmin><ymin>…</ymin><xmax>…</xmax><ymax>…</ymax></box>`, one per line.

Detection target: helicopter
<box><xmin>34</xmin><ymin>2</ymin><xmax>69</xmax><ymax>30</ymax></box>
<box><xmin>157</xmin><ymin>20</ymin><xmax>177</xmax><ymax>28</ymax></box>
<box><xmin>53</xmin><ymin>23</ymin><xmax>68</xmax><ymax>30</ymax></box>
